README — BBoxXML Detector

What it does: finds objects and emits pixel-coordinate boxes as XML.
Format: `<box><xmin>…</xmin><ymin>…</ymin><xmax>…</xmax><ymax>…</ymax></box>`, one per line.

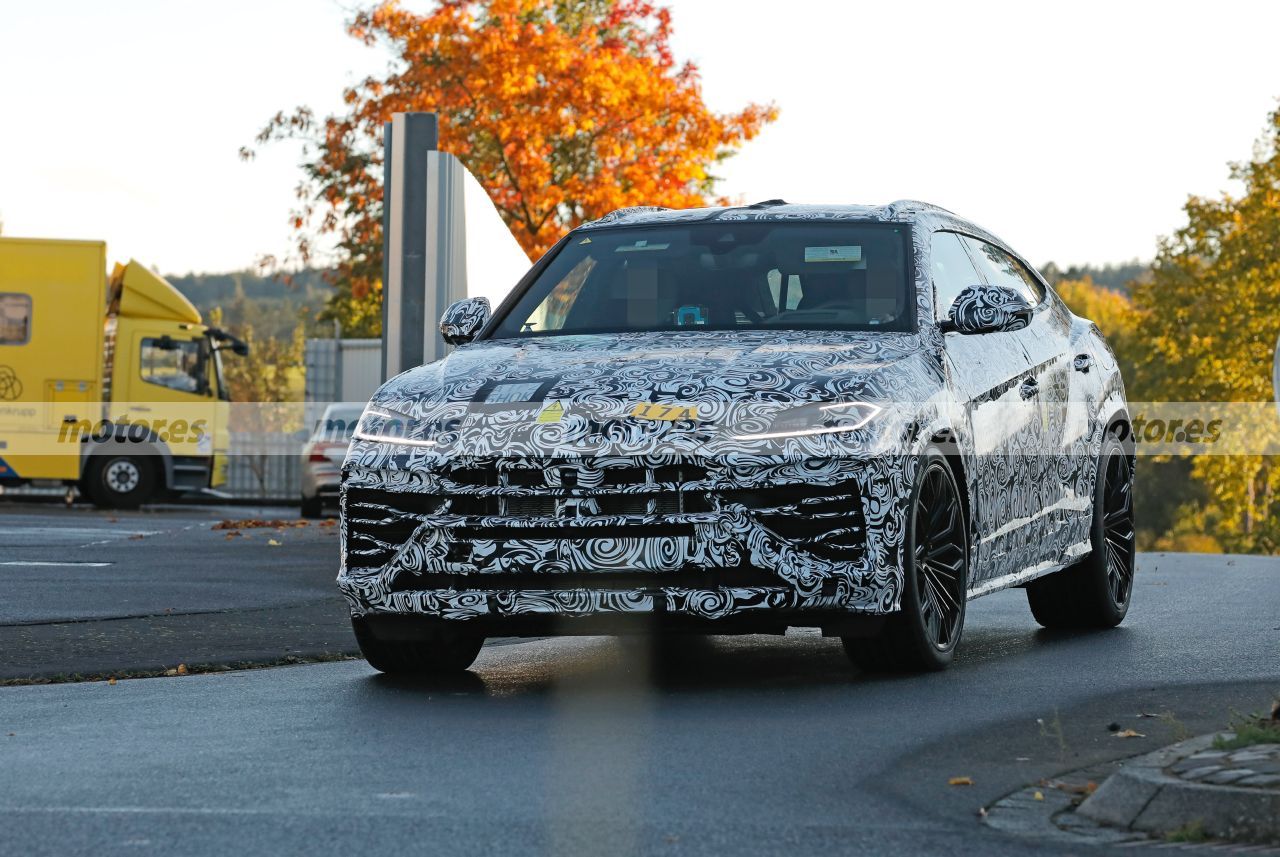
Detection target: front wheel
<box><xmin>352</xmin><ymin>617</ymin><xmax>485</xmax><ymax>675</ymax></box>
<box><xmin>1026</xmin><ymin>434</ymin><xmax>1135</xmax><ymax>628</ymax></box>
<box><xmin>844</xmin><ymin>445</ymin><xmax>969</xmax><ymax>672</ymax></box>
<box><xmin>83</xmin><ymin>453</ymin><xmax>157</xmax><ymax>510</ymax></box>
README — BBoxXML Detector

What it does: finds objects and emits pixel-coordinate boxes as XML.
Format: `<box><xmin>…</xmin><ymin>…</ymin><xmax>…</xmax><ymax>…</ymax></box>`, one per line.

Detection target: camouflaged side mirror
<box><xmin>439</xmin><ymin>297</ymin><xmax>491</xmax><ymax>346</ymax></box>
<box><xmin>943</xmin><ymin>285</ymin><xmax>1033</xmax><ymax>335</ymax></box>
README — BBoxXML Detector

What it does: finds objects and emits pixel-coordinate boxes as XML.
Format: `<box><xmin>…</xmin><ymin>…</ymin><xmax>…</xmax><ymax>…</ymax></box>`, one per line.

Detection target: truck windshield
<box><xmin>489</xmin><ymin>221</ymin><xmax>913</xmax><ymax>338</ymax></box>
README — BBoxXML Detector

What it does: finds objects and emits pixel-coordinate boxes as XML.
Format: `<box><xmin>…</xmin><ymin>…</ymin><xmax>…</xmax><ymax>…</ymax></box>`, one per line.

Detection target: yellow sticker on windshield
<box><xmin>629</xmin><ymin>403</ymin><xmax>698</xmax><ymax>421</ymax></box>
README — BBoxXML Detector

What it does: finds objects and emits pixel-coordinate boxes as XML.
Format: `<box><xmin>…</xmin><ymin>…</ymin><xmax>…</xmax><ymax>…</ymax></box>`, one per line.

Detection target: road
<box><xmin>0</xmin><ymin>502</ymin><xmax>352</xmax><ymax>679</ymax></box>
<box><xmin>1</xmin><ymin>552</ymin><xmax>1277</xmax><ymax>856</ymax></box>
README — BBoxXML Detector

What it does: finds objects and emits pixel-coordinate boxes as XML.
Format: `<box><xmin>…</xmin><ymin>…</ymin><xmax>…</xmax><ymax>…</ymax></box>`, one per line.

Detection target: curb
<box><xmin>1078</xmin><ymin>734</ymin><xmax>1280</xmax><ymax>844</ymax></box>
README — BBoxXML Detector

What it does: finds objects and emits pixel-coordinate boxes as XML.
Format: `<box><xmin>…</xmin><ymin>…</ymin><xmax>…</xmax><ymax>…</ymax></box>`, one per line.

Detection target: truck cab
<box><xmin>0</xmin><ymin>237</ymin><xmax>246</xmax><ymax>508</ymax></box>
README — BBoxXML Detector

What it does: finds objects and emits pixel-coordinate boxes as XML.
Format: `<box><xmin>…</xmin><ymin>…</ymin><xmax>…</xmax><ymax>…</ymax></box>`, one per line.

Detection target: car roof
<box><xmin>576</xmin><ymin>199</ymin><xmax>1012</xmax><ymax>252</ymax></box>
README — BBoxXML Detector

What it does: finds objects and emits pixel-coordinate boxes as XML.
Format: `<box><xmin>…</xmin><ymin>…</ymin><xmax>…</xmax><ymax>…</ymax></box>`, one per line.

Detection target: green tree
<box><xmin>1131</xmin><ymin>105</ymin><xmax>1280</xmax><ymax>553</ymax></box>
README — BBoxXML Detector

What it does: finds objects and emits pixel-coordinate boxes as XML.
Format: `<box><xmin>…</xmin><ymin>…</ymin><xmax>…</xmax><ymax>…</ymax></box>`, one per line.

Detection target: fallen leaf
<box><xmin>176</xmin><ymin>664</ymin><xmax>188</xmax><ymax>676</ymax></box>
<box><xmin>213</xmin><ymin>519</ymin><xmax>309</xmax><ymax>531</ymax></box>
<box><xmin>1113</xmin><ymin>729</ymin><xmax>1145</xmax><ymax>739</ymax></box>
<box><xmin>164</xmin><ymin>668</ymin><xmax>178</xmax><ymax>677</ymax></box>
<box><xmin>268</xmin><ymin>538</ymin><xmax>281</xmax><ymax>546</ymax></box>
<box><xmin>224</xmin><ymin>530</ymin><xmax>243</xmax><ymax>539</ymax></box>
<box><xmin>1033</xmin><ymin>791</ymin><xmax>1044</xmax><ymax>801</ymax></box>
<box><xmin>128</xmin><ymin>534</ymin><xmax>145</xmax><ymax>541</ymax></box>
<box><xmin>948</xmin><ymin>777</ymin><xmax>974</xmax><ymax>786</ymax></box>
<box><xmin>107</xmin><ymin>677</ymin><xmax>117</xmax><ymax>686</ymax></box>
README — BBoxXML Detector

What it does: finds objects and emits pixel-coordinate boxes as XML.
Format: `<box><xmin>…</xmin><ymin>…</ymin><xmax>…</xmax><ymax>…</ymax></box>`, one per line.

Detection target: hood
<box><xmin>356</xmin><ymin>330</ymin><xmax>941</xmax><ymax>460</ymax></box>
<box><xmin>378</xmin><ymin>329</ymin><xmax>934</xmax><ymax>412</ymax></box>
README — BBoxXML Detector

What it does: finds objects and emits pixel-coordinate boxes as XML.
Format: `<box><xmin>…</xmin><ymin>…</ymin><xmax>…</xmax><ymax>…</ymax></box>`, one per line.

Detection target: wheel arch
<box><xmin>922</xmin><ymin>425</ymin><xmax>976</xmax><ymax>578</ymax></box>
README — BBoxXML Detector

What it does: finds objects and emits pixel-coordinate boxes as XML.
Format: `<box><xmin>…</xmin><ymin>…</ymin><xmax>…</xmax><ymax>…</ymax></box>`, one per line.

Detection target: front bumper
<box><xmin>337</xmin><ymin>455</ymin><xmax>911</xmax><ymax>625</ymax></box>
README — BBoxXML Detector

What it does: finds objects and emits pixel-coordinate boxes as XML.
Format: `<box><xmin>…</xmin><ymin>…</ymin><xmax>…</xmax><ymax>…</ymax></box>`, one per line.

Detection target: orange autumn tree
<box><xmin>248</xmin><ymin>0</ymin><xmax>777</xmax><ymax>336</ymax></box>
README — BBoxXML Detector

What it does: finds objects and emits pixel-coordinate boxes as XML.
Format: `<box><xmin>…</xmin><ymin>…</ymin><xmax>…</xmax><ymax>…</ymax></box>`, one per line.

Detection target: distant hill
<box><xmin>164</xmin><ymin>268</ymin><xmax>336</xmax><ymax>341</ymax></box>
<box><xmin>1039</xmin><ymin>260</ymin><xmax>1151</xmax><ymax>292</ymax></box>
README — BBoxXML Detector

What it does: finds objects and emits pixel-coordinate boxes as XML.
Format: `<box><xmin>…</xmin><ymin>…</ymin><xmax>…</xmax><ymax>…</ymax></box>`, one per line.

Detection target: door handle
<box><xmin>130</xmin><ymin>406</ymin><xmax>152</xmax><ymax>412</ymax></box>
<box><xmin>1073</xmin><ymin>353</ymin><xmax>1093</xmax><ymax>373</ymax></box>
<box><xmin>1019</xmin><ymin>377</ymin><xmax>1039</xmax><ymax>400</ymax></box>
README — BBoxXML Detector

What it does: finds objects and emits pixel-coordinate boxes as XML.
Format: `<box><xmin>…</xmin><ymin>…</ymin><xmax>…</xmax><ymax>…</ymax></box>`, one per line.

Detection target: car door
<box><xmin>959</xmin><ymin>236</ymin><xmax>1076</xmax><ymax>569</ymax></box>
<box><xmin>931</xmin><ymin>231</ymin><xmax>1041</xmax><ymax>584</ymax></box>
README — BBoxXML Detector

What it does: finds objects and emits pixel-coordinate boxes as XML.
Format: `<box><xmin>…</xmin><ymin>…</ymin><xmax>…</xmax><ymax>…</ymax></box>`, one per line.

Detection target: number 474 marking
<box><xmin>629</xmin><ymin>403</ymin><xmax>699</xmax><ymax>422</ymax></box>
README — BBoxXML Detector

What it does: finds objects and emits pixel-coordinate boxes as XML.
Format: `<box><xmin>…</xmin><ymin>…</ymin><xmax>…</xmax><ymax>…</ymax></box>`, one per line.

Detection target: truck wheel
<box><xmin>84</xmin><ymin>453</ymin><xmax>156</xmax><ymax>510</ymax></box>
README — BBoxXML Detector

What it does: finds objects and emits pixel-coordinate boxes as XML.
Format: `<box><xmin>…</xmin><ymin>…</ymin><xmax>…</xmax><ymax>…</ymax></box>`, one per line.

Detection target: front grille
<box><xmin>344</xmin><ymin>461</ymin><xmax>866</xmax><ymax>571</ymax></box>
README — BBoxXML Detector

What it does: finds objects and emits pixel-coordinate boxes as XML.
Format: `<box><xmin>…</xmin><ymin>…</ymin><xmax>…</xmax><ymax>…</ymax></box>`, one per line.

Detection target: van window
<box><xmin>140</xmin><ymin>337</ymin><xmax>205</xmax><ymax>393</ymax></box>
<box><xmin>0</xmin><ymin>293</ymin><xmax>32</xmax><ymax>345</ymax></box>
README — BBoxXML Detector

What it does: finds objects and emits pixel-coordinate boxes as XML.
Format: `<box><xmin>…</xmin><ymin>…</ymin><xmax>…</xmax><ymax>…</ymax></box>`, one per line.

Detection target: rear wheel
<box><xmin>1026</xmin><ymin>434</ymin><xmax>1135</xmax><ymax>628</ymax></box>
<box><xmin>83</xmin><ymin>453</ymin><xmax>156</xmax><ymax>510</ymax></box>
<box><xmin>352</xmin><ymin>617</ymin><xmax>485</xmax><ymax>675</ymax></box>
<box><xmin>844</xmin><ymin>445</ymin><xmax>968</xmax><ymax>672</ymax></box>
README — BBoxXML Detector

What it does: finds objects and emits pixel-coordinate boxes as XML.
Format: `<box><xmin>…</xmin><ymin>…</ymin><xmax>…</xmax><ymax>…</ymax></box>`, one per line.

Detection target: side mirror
<box><xmin>440</xmin><ymin>297</ymin><xmax>491</xmax><ymax>346</ymax></box>
<box><xmin>943</xmin><ymin>285</ymin><xmax>1033</xmax><ymax>335</ymax></box>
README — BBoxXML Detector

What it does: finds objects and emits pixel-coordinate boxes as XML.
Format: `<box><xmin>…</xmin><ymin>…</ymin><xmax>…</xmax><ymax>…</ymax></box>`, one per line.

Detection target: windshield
<box><xmin>489</xmin><ymin>221</ymin><xmax>913</xmax><ymax>338</ymax></box>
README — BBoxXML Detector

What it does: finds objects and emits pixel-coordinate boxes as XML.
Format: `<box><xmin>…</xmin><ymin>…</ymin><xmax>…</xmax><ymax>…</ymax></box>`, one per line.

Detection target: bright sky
<box><xmin>1</xmin><ymin>0</ymin><xmax>1277</xmax><ymax>275</ymax></box>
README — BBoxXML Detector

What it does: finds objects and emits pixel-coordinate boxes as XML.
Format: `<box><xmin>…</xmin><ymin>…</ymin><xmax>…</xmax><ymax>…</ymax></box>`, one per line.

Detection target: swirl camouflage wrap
<box><xmin>337</xmin><ymin>200</ymin><xmax>1130</xmax><ymax>638</ymax></box>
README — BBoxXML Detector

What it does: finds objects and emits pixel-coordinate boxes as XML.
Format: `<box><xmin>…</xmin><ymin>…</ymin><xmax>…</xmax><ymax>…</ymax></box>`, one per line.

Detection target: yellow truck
<box><xmin>0</xmin><ymin>237</ymin><xmax>247</xmax><ymax>508</ymax></box>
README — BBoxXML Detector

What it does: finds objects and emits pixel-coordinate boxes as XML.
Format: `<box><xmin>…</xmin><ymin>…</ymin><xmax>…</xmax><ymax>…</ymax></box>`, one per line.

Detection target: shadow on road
<box><xmin>352</xmin><ymin>622</ymin><xmax>1135</xmax><ymax>701</ymax></box>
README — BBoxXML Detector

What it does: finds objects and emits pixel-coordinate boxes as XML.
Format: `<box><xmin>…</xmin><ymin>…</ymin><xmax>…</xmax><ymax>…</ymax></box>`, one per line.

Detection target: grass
<box><xmin>1210</xmin><ymin>707</ymin><xmax>1280</xmax><ymax>751</ymax></box>
<box><xmin>0</xmin><ymin>652</ymin><xmax>359</xmax><ymax>687</ymax></box>
<box><xmin>1165</xmin><ymin>820</ymin><xmax>1208</xmax><ymax>843</ymax></box>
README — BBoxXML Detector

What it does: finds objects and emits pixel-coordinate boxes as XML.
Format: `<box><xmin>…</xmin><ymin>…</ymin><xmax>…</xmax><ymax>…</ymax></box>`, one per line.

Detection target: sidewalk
<box><xmin>1079</xmin><ymin>732</ymin><xmax>1280</xmax><ymax>843</ymax></box>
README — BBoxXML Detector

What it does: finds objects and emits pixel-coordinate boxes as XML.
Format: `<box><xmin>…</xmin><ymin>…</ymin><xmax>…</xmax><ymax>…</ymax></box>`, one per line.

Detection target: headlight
<box><xmin>352</xmin><ymin>404</ymin><xmax>438</xmax><ymax>448</ymax></box>
<box><xmin>731</xmin><ymin>401</ymin><xmax>882</xmax><ymax>441</ymax></box>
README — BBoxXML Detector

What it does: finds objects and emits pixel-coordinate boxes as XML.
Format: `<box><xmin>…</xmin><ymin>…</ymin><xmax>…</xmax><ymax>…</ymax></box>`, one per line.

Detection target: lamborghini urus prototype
<box><xmin>339</xmin><ymin>200</ymin><xmax>1134</xmax><ymax>674</ymax></box>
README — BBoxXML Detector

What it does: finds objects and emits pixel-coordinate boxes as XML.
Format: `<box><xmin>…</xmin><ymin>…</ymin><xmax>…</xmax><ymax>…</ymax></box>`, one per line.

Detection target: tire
<box><xmin>352</xmin><ymin>617</ymin><xmax>485</xmax><ymax>675</ymax></box>
<box><xmin>1026</xmin><ymin>434</ymin><xmax>1135</xmax><ymax>628</ymax></box>
<box><xmin>844</xmin><ymin>444</ymin><xmax>969</xmax><ymax>672</ymax></box>
<box><xmin>300</xmin><ymin>494</ymin><xmax>323</xmax><ymax>519</ymax></box>
<box><xmin>83</xmin><ymin>453</ymin><xmax>157</xmax><ymax>510</ymax></box>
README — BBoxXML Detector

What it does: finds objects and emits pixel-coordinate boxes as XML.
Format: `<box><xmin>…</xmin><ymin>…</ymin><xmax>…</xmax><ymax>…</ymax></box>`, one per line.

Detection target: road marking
<box><xmin>0</xmin><ymin>561</ymin><xmax>113</xmax><ymax>567</ymax></box>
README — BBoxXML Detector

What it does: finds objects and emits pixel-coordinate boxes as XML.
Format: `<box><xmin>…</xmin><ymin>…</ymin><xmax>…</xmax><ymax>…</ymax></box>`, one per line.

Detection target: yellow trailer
<box><xmin>0</xmin><ymin>237</ymin><xmax>246</xmax><ymax>508</ymax></box>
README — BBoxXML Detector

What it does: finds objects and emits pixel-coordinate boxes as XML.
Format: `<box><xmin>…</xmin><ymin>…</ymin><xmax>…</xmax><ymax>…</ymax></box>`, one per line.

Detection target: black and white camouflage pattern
<box><xmin>947</xmin><ymin>284</ymin><xmax>1032</xmax><ymax>333</ymax></box>
<box><xmin>439</xmin><ymin>296</ymin><xmax>491</xmax><ymax>346</ymax></box>
<box><xmin>337</xmin><ymin>201</ymin><xmax>1130</xmax><ymax>626</ymax></box>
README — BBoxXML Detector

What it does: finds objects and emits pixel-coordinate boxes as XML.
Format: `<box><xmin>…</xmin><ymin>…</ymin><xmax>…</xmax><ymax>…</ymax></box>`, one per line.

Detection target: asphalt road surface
<box><xmin>1</xmin><ymin>552</ymin><xmax>1277</xmax><ymax>857</ymax></box>
<box><xmin>0</xmin><ymin>502</ymin><xmax>352</xmax><ymax>679</ymax></box>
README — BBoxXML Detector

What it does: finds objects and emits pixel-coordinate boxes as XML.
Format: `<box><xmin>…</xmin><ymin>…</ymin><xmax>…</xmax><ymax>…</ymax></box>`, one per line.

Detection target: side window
<box><xmin>930</xmin><ymin>232</ymin><xmax>983</xmax><ymax>321</ymax></box>
<box><xmin>961</xmin><ymin>236</ymin><xmax>1045</xmax><ymax>306</ymax></box>
<box><xmin>140</xmin><ymin>338</ymin><xmax>204</xmax><ymax>393</ymax></box>
<box><xmin>0</xmin><ymin>293</ymin><xmax>32</xmax><ymax>345</ymax></box>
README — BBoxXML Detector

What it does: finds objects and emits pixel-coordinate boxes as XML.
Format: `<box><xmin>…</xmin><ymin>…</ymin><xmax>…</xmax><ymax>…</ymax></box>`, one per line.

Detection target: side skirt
<box><xmin>965</xmin><ymin>539</ymin><xmax>1092</xmax><ymax>600</ymax></box>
